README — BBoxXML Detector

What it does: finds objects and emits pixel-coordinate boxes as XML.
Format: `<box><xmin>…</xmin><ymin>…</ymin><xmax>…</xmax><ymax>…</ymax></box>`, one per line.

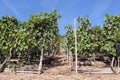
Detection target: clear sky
<box><xmin>0</xmin><ymin>0</ymin><xmax>120</xmax><ymax>35</ymax></box>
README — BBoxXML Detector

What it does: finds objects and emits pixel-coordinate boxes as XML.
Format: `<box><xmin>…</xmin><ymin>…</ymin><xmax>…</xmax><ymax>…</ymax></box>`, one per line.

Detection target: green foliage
<box><xmin>64</xmin><ymin>14</ymin><xmax>120</xmax><ymax>59</ymax></box>
<box><xmin>0</xmin><ymin>10</ymin><xmax>61</xmax><ymax>63</ymax></box>
<box><xmin>64</xmin><ymin>25</ymin><xmax>74</xmax><ymax>52</ymax></box>
<box><xmin>0</xmin><ymin>16</ymin><xmax>21</xmax><ymax>55</ymax></box>
<box><xmin>101</xmin><ymin>14</ymin><xmax>120</xmax><ymax>56</ymax></box>
<box><xmin>23</xmin><ymin>10</ymin><xmax>61</xmax><ymax>53</ymax></box>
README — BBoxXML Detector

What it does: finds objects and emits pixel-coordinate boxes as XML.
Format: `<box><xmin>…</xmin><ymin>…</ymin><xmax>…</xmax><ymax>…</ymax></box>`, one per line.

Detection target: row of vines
<box><xmin>0</xmin><ymin>10</ymin><xmax>61</xmax><ymax>74</ymax></box>
<box><xmin>64</xmin><ymin>14</ymin><xmax>120</xmax><ymax>74</ymax></box>
<box><xmin>0</xmin><ymin>9</ymin><xmax>120</xmax><ymax>74</ymax></box>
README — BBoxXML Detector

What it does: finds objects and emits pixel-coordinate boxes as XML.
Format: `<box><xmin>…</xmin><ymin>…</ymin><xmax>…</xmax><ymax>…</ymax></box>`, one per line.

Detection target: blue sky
<box><xmin>0</xmin><ymin>0</ymin><xmax>120</xmax><ymax>35</ymax></box>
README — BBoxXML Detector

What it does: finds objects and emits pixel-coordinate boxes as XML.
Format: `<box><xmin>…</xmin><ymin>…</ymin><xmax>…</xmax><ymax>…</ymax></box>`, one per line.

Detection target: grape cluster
<box><xmin>100</xmin><ymin>49</ymin><xmax>105</xmax><ymax>53</ymax></box>
<box><xmin>115</xmin><ymin>43</ymin><xmax>120</xmax><ymax>53</ymax></box>
<box><xmin>0</xmin><ymin>49</ymin><xmax>4</xmax><ymax>63</ymax></box>
<box><xmin>28</xmin><ymin>48</ymin><xmax>32</xmax><ymax>55</ymax></box>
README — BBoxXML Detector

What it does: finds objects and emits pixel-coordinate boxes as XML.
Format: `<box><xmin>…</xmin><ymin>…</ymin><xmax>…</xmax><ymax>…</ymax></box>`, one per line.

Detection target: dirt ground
<box><xmin>0</xmin><ymin>51</ymin><xmax>120</xmax><ymax>80</ymax></box>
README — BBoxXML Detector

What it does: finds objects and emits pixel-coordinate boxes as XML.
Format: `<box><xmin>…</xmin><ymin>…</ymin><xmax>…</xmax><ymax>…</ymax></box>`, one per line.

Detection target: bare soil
<box><xmin>0</xmin><ymin>51</ymin><xmax>120</xmax><ymax>80</ymax></box>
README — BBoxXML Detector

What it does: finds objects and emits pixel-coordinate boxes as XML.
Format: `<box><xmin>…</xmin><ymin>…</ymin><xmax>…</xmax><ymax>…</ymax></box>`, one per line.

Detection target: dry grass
<box><xmin>0</xmin><ymin>52</ymin><xmax>120</xmax><ymax>80</ymax></box>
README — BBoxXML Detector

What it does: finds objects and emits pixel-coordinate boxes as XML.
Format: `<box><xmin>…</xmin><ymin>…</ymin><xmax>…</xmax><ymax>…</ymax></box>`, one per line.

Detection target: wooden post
<box><xmin>117</xmin><ymin>56</ymin><xmax>119</xmax><ymax>73</ymax></box>
<box><xmin>38</xmin><ymin>38</ymin><xmax>45</xmax><ymax>74</ymax></box>
<box><xmin>74</xmin><ymin>18</ymin><xmax>78</xmax><ymax>73</ymax></box>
